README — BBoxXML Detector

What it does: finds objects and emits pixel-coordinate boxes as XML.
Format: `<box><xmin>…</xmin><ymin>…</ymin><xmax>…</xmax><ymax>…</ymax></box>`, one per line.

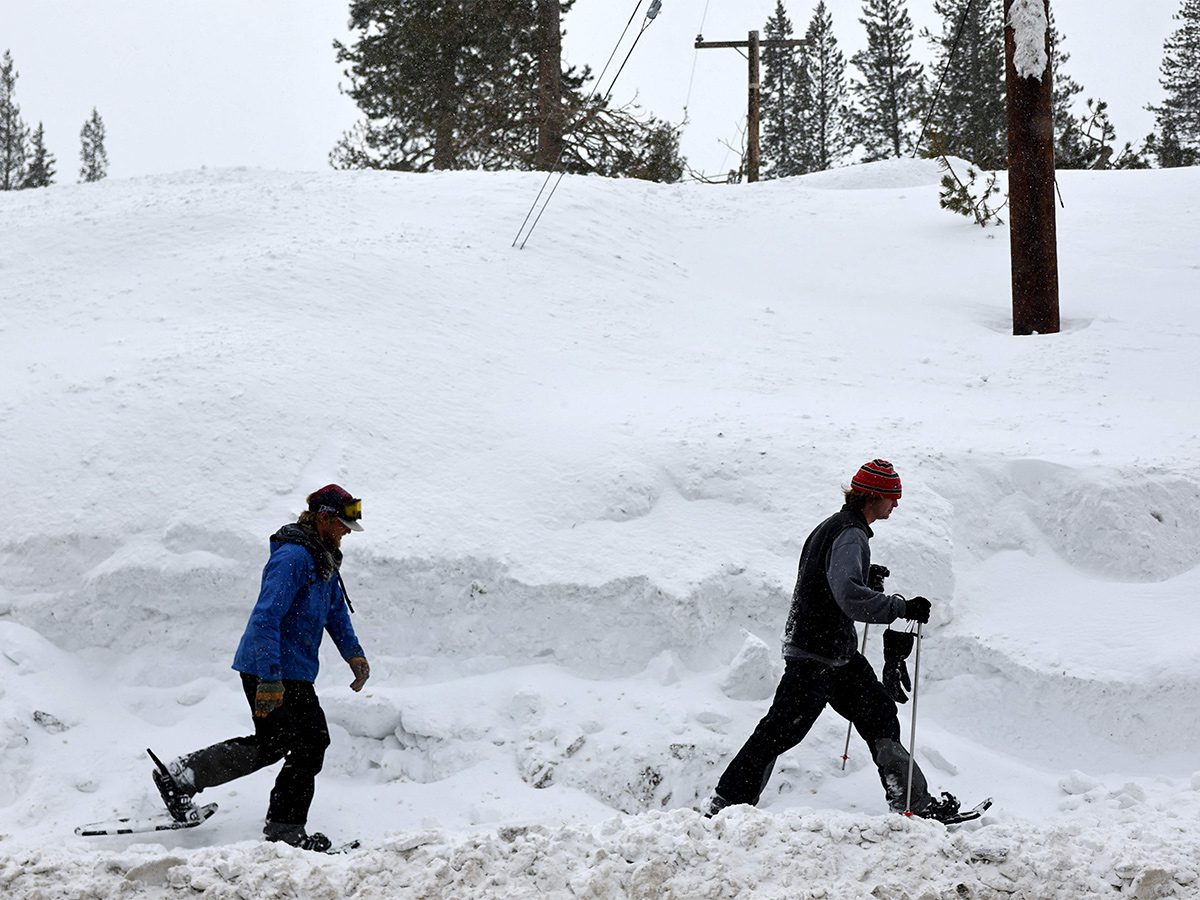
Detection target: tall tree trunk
<box><xmin>535</xmin><ymin>0</ymin><xmax>565</xmax><ymax>170</ymax></box>
<box><xmin>1006</xmin><ymin>0</ymin><xmax>1060</xmax><ymax>335</ymax></box>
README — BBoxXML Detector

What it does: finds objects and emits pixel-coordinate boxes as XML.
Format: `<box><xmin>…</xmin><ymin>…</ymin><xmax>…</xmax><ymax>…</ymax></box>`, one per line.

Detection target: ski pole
<box><xmin>904</xmin><ymin>620</ymin><xmax>923</xmax><ymax>814</ymax></box>
<box><xmin>840</xmin><ymin>624</ymin><xmax>869</xmax><ymax>769</ymax></box>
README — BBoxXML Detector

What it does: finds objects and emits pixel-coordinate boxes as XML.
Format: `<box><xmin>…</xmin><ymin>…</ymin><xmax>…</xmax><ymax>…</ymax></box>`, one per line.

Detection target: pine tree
<box><xmin>331</xmin><ymin>0</ymin><xmax>679</xmax><ymax>179</ymax></box>
<box><xmin>21</xmin><ymin>122</ymin><xmax>55</xmax><ymax>188</ymax></box>
<box><xmin>850</xmin><ymin>0</ymin><xmax>924</xmax><ymax>161</ymax></box>
<box><xmin>1039</xmin><ymin>18</ymin><xmax>1143</xmax><ymax>170</ymax></box>
<box><xmin>922</xmin><ymin>0</ymin><xmax>1006</xmax><ymax>168</ymax></box>
<box><xmin>1147</xmin><ymin>0</ymin><xmax>1200</xmax><ymax>166</ymax></box>
<box><xmin>760</xmin><ymin>0</ymin><xmax>810</xmax><ymax>178</ymax></box>
<box><xmin>802</xmin><ymin>1</ymin><xmax>851</xmax><ymax>171</ymax></box>
<box><xmin>1048</xmin><ymin>16</ymin><xmax>1083</xmax><ymax>159</ymax></box>
<box><xmin>78</xmin><ymin>108</ymin><xmax>108</xmax><ymax>183</ymax></box>
<box><xmin>333</xmin><ymin>0</ymin><xmax>532</xmax><ymax>171</ymax></box>
<box><xmin>1</xmin><ymin>50</ymin><xmax>30</xmax><ymax>191</ymax></box>
<box><xmin>611</xmin><ymin>120</ymin><xmax>686</xmax><ymax>183</ymax></box>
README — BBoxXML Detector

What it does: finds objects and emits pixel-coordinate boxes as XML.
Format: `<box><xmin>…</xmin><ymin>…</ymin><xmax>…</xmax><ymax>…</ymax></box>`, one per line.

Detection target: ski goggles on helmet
<box><xmin>307</xmin><ymin>485</ymin><xmax>364</xmax><ymax>531</ymax></box>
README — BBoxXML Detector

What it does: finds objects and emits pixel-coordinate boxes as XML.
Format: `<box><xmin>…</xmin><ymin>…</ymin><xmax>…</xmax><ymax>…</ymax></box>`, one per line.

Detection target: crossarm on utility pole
<box><xmin>695</xmin><ymin>32</ymin><xmax>806</xmax><ymax>183</ymax></box>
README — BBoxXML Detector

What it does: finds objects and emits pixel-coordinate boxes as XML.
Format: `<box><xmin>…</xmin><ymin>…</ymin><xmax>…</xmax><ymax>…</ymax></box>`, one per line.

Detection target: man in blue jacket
<box><xmin>703</xmin><ymin>460</ymin><xmax>960</xmax><ymax>822</ymax></box>
<box><xmin>151</xmin><ymin>484</ymin><xmax>371</xmax><ymax>851</ymax></box>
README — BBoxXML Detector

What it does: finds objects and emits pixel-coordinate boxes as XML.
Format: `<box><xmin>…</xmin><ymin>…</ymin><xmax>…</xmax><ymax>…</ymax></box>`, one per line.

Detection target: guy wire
<box><xmin>513</xmin><ymin>0</ymin><xmax>659</xmax><ymax>249</ymax></box>
<box><xmin>914</xmin><ymin>0</ymin><xmax>975</xmax><ymax>157</ymax></box>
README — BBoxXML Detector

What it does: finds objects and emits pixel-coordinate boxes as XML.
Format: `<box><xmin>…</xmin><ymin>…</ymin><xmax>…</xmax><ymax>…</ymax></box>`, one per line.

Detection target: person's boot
<box><xmin>151</xmin><ymin>757</ymin><xmax>198</xmax><ymax>823</ymax></box>
<box><xmin>264</xmin><ymin>820</ymin><xmax>333</xmax><ymax>852</ymax></box>
<box><xmin>700</xmin><ymin>793</ymin><xmax>733</xmax><ymax>818</ymax></box>
<box><xmin>912</xmin><ymin>791</ymin><xmax>961</xmax><ymax>823</ymax></box>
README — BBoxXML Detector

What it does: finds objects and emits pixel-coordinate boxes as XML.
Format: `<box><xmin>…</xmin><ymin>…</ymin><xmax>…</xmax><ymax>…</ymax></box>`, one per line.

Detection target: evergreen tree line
<box><xmin>757</xmin><ymin>0</ymin><xmax>1200</xmax><ymax>179</ymax></box>
<box><xmin>1</xmin><ymin>50</ymin><xmax>110</xmax><ymax>190</ymax></box>
<box><xmin>331</xmin><ymin>0</ymin><xmax>686</xmax><ymax>182</ymax></box>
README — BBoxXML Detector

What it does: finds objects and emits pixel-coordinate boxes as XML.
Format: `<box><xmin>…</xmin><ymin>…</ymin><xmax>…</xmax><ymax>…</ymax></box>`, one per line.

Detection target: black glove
<box><xmin>882</xmin><ymin>629</ymin><xmax>915</xmax><ymax>703</ymax></box>
<box><xmin>902</xmin><ymin>596</ymin><xmax>930</xmax><ymax>624</ymax></box>
<box><xmin>867</xmin><ymin>564</ymin><xmax>890</xmax><ymax>592</ymax></box>
<box><xmin>882</xmin><ymin>657</ymin><xmax>911</xmax><ymax>703</ymax></box>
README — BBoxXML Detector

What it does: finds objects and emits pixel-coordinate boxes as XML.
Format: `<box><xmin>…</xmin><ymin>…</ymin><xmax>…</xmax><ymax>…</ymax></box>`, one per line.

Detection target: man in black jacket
<box><xmin>704</xmin><ymin>460</ymin><xmax>959</xmax><ymax>821</ymax></box>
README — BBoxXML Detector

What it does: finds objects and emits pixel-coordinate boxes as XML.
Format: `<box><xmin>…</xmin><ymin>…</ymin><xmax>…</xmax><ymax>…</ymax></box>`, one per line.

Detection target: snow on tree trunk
<box><xmin>1008</xmin><ymin>0</ymin><xmax>1048</xmax><ymax>80</ymax></box>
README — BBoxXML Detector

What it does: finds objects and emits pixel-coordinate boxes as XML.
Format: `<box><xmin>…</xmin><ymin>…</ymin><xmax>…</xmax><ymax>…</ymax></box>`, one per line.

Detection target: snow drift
<box><xmin>2</xmin><ymin>160</ymin><xmax>1200</xmax><ymax>898</ymax></box>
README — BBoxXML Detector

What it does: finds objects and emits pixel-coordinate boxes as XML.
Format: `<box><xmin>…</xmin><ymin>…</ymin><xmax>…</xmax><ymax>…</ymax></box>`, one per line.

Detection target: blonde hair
<box><xmin>297</xmin><ymin>510</ymin><xmax>322</xmax><ymax>528</ymax></box>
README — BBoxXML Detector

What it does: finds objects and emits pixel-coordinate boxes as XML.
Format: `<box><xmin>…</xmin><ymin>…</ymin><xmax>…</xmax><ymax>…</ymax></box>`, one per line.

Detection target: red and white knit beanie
<box><xmin>850</xmin><ymin>459</ymin><xmax>901</xmax><ymax>498</ymax></box>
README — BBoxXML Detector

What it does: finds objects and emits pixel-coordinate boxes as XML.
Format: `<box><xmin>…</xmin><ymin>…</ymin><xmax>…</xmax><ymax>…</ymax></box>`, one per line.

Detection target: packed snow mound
<box><xmin>4</xmin><ymin>166</ymin><xmax>1200</xmax><ymax>896</ymax></box>
<box><xmin>794</xmin><ymin>157</ymin><xmax>958</xmax><ymax>190</ymax></box>
<box><xmin>4</xmin><ymin>801</ymin><xmax>1200</xmax><ymax>900</ymax></box>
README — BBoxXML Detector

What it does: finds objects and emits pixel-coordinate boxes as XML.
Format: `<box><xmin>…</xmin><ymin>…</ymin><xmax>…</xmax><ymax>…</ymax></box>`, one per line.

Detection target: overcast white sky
<box><xmin>0</xmin><ymin>0</ymin><xmax>1184</xmax><ymax>180</ymax></box>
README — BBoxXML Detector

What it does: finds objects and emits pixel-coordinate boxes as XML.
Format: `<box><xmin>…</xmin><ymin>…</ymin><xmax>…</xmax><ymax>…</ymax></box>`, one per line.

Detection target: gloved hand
<box><xmin>867</xmin><ymin>564</ymin><xmax>890</xmax><ymax>592</ymax></box>
<box><xmin>883</xmin><ymin>657</ymin><xmax>911</xmax><ymax>703</ymax></box>
<box><xmin>882</xmin><ymin>629</ymin><xmax>915</xmax><ymax>703</ymax></box>
<box><xmin>902</xmin><ymin>596</ymin><xmax>931</xmax><ymax>624</ymax></box>
<box><xmin>348</xmin><ymin>656</ymin><xmax>370</xmax><ymax>692</ymax></box>
<box><xmin>255</xmin><ymin>680</ymin><xmax>285</xmax><ymax>717</ymax></box>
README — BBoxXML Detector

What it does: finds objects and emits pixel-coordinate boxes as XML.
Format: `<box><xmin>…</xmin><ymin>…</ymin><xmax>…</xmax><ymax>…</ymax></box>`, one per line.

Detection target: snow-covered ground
<box><xmin>2</xmin><ymin>160</ymin><xmax>1199</xmax><ymax>898</ymax></box>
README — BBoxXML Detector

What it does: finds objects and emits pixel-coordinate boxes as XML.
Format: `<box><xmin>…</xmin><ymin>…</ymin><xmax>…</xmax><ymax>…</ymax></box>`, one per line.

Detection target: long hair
<box><xmin>297</xmin><ymin>510</ymin><xmax>322</xmax><ymax>530</ymax></box>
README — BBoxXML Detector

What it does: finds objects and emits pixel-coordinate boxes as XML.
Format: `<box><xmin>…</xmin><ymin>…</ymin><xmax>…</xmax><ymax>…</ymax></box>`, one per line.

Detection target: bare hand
<box><xmin>348</xmin><ymin>656</ymin><xmax>370</xmax><ymax>692</ymax></box>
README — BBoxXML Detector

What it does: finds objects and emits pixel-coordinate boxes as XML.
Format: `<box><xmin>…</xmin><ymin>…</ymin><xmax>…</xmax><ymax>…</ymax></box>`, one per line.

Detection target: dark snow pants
<box><xmin>182</xmin><ymin>673</ymin><xmax>330</xmax><ymax>827</ymax></box>
<box><xmin>714</xmin><ymin>653</ymin><xmax>930</xmax><ymax>812</ymax></box>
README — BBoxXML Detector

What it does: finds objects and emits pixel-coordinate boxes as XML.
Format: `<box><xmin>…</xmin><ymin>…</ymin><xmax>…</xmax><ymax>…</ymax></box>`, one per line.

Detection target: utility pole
<box><xmin>1005</xmin><ymin>0</ymin><xmax>1059</xmax><ymax>335</ymax></box>
<box><xmin>696</xmin><ymin>31</ymin><xmax>806</xmax><ymax>183</ymax></box>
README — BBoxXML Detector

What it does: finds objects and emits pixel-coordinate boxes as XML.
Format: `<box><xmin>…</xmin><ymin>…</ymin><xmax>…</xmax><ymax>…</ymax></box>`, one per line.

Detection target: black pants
<box><xmin>715</xmin><ymin>653</ymin><xmax>930</xmax><ymax>812</ymax></box>
<box><xmin>182</xmin><ymin>674</ymin><xmax>330</xmax><ymax>827</ymax></box>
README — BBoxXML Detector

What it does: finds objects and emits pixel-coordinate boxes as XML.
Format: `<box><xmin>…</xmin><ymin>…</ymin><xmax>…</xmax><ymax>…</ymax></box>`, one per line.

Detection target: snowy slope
<box><xmin>1</xmin><ymin>161</ymin><xmax>1199</xmax><ymax>898</ymax></box>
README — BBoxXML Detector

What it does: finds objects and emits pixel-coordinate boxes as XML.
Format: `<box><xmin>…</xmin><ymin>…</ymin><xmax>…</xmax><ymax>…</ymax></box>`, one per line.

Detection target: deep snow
<box><xmin>2</xmin><ymin>159</ymin><xmax>1199</xmax><ymax>898</ymax></box>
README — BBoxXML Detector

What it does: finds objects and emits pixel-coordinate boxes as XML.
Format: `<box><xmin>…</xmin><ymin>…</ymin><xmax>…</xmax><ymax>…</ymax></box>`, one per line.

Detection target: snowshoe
<box><xmin>907</xmin><ymin>793</ymin><xmax>993</xmax><ymax>826</ymax></box>
<box><xmin>264</xmin><ymin>821</ymin><xmax>358</xmax><ymax>853</ymax></box>
<box><xmin>76</xmin><ymin>802</ymin><xmax>217</xmax><ymax>837</ymax></box>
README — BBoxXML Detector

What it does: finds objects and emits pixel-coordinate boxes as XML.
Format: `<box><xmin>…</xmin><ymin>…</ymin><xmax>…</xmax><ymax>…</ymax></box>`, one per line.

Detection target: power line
<box><xmin>913</xmin><ymin>0</ymin><xmax>976</xmax><ymax>157</ymax></box>
<box><xmin>682</xmin><ymin>0</ymin><xmax>714</xmax><ymax>122</ymax></box>
<box><xmin>513</xmin><ymin>0</ymin><xmax>664</xmax><ymax>250</ymax></box>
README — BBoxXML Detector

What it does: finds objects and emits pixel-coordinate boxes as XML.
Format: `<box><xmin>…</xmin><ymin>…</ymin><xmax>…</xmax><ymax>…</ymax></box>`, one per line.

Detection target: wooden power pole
<box><xmin>1005</xmin><ymin>0</ymin><xmax>1060</xmax><ymax>335</ymax></box>
<box><xmin>696</xmin><ymin>31</ymin><xmax>806</xmax><ymax>183</ymax></box>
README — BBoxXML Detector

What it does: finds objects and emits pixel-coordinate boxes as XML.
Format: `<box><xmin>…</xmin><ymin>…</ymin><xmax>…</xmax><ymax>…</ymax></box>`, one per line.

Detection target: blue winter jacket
<box><xmin>232</xmin><ymin>540</ymin><xmax>364</xmax><ymax>682</ymax></box>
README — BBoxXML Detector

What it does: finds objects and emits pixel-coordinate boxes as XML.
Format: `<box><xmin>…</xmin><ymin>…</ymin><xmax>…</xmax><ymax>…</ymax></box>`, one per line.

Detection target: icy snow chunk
<box><xmin>1059</xmin><ymin>769</ymin><xmax>1101</xmax><ymax>795</ymax></box>
<box><xmin>124</xmin><ymin>857</ymin><xmax>186</xmax><ymax>886</ymax></box>
<box><xmin>510</xmin><ymin>689</ymin><xmax>543</xmax><ymax>725</ymax></box>
<box><xmin>920</xmin><ymin>745</ymin><xmax>959</xmax><ymax>776</ymax></box>
<box><xmin>1131</xmin><ymin>867</ymin><xmax>1174</xmax><ymax>899</ymax></box>
<box><xmin>642</xmin><ymin>650</ymin><xmax>683</xmax><ymax>686</ymax></box>
<box><xmin>323</xmin><ymin>693</ymin><xmax>404</xmax><ymax>739</ymax></box>
<box><xmin>720</xmin><ymin>631</ymin><xmax>780</xmax><ymax>701</ymax></box>
<box><xmin>1114</xmin><ymin>781</ymin><xmax>1146</xmax><ymax>808</ymax></box>
<box><xmin>693</xmin><ymin>710</ymin><xmax>732</xmax><ymax>733</ymax></box>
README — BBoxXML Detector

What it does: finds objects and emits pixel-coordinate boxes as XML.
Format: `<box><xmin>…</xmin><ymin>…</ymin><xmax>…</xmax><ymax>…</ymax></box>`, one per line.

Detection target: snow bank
<box><xmin>3</xmin><ymin>164</ymin><xmax>1200</xmax><ymax>897</ymax></box>
<box><xmin>4</xmin><ymin>801</ymin><xmax>1199</xmax><ymax>899</ymax></box>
